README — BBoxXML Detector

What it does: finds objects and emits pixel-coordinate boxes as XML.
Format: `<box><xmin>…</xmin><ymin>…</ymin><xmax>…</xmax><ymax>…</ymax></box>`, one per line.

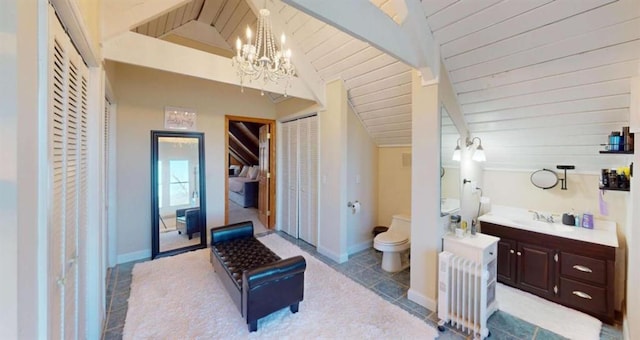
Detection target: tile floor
<box><xmin>102</xmin><ymin>231</ymin><xmax>623</xmax><ymax>340</ymax></box>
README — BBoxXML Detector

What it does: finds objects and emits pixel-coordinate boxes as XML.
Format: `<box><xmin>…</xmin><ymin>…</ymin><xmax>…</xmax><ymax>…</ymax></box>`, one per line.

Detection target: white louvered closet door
<box><xmin>298</xmin><ymin>116</ymin><xmax>318</xmax><ymax>246</ymax></box>
<box><xmin>279</xmin><ymin>116</ymin><xmax>318</xmax><ymax>245</ymax></box>
<box><xmin>287</xmin><ymin>121</ymin><xmax>299</xmax><ymax>238</ymax></box>
<box><xmin>48</xmin><ymin>6</ymin><xmax>89</xmax><ymax>339</ymax></box>
<box><xmin>280</xmin><ymin>122</ymin><xmax>292</xmax><ymax>236</ymax></box>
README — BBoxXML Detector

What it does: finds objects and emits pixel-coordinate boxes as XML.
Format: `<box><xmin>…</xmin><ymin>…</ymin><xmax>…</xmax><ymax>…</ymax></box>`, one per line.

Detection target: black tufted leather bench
<box><xmin>210</xmin><ymin>221</ymin><xmax>306</xmax><ymax>332</ymax></box>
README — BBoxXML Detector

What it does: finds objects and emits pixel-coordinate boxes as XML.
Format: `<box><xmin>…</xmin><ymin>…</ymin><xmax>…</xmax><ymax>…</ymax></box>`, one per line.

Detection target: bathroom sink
<box><xmin>512</xmin><ymin>219</ymin><xmax>575</xmax><ymax>233</ymax></box>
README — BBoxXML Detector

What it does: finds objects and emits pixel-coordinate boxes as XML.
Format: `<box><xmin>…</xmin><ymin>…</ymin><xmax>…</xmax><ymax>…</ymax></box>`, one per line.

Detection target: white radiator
<box><xmin>438</xmin><ymin>250</ymin><xmax>496</xmax><ymax>339</ymax></box>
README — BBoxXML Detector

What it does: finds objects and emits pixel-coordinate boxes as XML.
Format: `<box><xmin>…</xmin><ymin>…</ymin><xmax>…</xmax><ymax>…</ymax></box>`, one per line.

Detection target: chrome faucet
<box><xmin>531</xmin><ymin>211</ymin><xmax>556</xmax><ymax>223</ymax></box>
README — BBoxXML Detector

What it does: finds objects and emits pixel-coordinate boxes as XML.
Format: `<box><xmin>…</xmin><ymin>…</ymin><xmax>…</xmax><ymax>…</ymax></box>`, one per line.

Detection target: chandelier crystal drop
<box><xmin>232</xmin><ymin>8</ymin><xmax>295</xmax><ymax>96</ymax></box>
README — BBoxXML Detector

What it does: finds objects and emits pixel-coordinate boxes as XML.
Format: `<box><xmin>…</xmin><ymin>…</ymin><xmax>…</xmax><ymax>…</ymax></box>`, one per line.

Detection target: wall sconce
<box><xmin>452</xmin><ymin>139</ymin><xmax>462</xmax><ymax>161</ymax></box>
<box><xmin>452</xmin><ymin>136</ymin><xmax>486</xmax><ymax>162</ymax></box>
<box><xmin>470</xmin><ymin>137</ymin><xmax>486</xmax><ymax>162</ymax></box>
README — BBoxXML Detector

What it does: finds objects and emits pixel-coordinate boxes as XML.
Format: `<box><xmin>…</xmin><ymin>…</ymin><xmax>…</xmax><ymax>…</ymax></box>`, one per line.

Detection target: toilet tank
<box><xmin>390</xmin><ymin>214</ymin><xmax>412</xmax><ymax>238</ymax></box>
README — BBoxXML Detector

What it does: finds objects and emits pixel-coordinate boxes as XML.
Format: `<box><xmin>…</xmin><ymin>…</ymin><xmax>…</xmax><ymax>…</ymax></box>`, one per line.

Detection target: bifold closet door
<box><xmin>279</xmin><ymin>116</ymin><xmax>318</xmax><ymax>245</ymax></box>
<box><xmin>48</xmin><ymin>5</ymin><xmax>89</xmax><ymax>338</ymax></box>
<box><xmin>280</xmin><ymin>121</ymin><xmax>298</xmax><ymax>237</ymax></box>
<box><xmin>298</xmin><ymin>116</ymin><xmax>318</xmax><ymax>246</ymax></box>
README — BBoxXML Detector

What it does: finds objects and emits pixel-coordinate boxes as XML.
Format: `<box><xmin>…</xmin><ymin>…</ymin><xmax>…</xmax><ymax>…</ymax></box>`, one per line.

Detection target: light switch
<box><xmin>322</xmin><ymin>175</ymin><xmax>327</xmax><ymax>184</ymax></box>
<box><xmin>356</xmin><ymin>175</ymin><xmax>361</xmax><ymax>184</ymax></box>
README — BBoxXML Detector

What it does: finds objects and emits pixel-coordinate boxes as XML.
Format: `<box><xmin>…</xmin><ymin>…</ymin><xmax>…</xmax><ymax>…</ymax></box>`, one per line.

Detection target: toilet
<box><xmin>373</xmin><ymin>214</ymin><xmax>411</xmax><ymax>272</ymax></box>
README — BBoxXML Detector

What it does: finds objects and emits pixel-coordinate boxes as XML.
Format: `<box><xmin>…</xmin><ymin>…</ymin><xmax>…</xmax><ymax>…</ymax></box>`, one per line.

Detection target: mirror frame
<box><xmin>151</xmin><ymin>130</ymin><xmax>207</xmax><ymax>259</ymax></box>
<box><xmin>530</xmin><ymin>168</ymin><xmax>559</xmax><ymax>189</ymax></box>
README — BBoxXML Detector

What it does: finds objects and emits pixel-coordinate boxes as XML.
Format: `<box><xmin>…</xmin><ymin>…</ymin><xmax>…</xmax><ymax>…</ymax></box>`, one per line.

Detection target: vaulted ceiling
<box><xmin>108</xmin><ymin>0</ymin><xmax>640</xmax><ymax>171</ymax></box>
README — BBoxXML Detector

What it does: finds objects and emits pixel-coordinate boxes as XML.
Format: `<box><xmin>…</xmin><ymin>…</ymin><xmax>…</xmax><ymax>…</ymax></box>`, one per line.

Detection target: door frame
<box><xmin>225</xmin><ymin>115</ymin><xmax>277</xmax><ymax>228</ymax></box>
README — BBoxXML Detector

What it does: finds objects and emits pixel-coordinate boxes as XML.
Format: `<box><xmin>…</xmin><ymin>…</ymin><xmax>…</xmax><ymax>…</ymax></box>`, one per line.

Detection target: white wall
<box><xmin>317</xmin><ymin>79</ymin><xmax>349</xmax><ymax>262</ymax></box>
<box><xmin>627</xmin><ymin>77</ymin><xmax>640</xmax><ymax>340</ymax></box>
<box><xmin>377</xmin><ymin>147</ymin><xmax>412</xmax><ymax>226</ymax></box>
<box><xmin>408</xmin><ymin>71</ymin><xmax>441</xmax><ymax>310</ymax></box>
<box><xmin>1</xmin><ymin>0</ymin><xmax>19</xmax><ymax>336</ymax></box>
<box><xmin>8</xmin><ymin>0</ymin><xmax>48</xmax><ymax>338</ymax></box>
<box><xmin>112</xmin><ymin>62</ymin><xmax>276</xmax><ymax>262</ymax></box>
<box><xmin>346</xmin><ymin>106</ymin><xmax>378</xmax><ymax>254</ymax></box>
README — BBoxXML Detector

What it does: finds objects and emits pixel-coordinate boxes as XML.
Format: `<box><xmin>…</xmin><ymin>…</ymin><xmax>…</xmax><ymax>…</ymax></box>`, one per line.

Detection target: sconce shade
<box><xmin>452</xmin><ymin>145</ymin><xmax>461</xmax><ymax>161</ymax></box>
<box><xmin>472</xmin><ymin>144</ymin><xmax>486</xmax><ymax>162</ymax></box>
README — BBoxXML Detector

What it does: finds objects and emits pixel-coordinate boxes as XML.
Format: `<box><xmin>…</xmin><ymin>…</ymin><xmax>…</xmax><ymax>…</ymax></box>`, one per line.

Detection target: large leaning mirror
<box><xmin>151</xmin><ymin>130</ymin><xmax>207</xmax><ymax>259</ymax></box>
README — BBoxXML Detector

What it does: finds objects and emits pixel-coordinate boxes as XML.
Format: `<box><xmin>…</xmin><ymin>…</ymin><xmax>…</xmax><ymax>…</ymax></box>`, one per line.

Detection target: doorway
<box><xmin>225</xmin><ymin>115</ymin><xmax>276</xmax><ymax>231</ymax></box>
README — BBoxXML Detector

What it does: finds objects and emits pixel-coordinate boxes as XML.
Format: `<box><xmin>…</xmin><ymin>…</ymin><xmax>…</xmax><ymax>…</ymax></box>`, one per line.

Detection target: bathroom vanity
<box><xmin>478</xmin><ymin>206</ymin><xmax>618</xmax><ymax>324</ymax></box>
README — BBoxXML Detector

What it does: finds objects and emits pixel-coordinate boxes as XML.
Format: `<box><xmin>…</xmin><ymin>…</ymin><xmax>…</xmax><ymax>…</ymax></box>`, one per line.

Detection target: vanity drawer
<box><xmin>559</xmin><ymin>277</ymin><xmax>607</xmax><ymax>315</ymax></box>
<box><xmin>560</xmin><ymin>252</ymin><xmax>606</xmax><ymax>285</ymax></box>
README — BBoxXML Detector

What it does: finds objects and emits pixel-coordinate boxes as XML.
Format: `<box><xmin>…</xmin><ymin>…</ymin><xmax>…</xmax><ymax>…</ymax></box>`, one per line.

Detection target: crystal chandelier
<box><xmin>232</xmin><ymin>6</ymin><xmax>295</xmax><ymax>96</ymax></box>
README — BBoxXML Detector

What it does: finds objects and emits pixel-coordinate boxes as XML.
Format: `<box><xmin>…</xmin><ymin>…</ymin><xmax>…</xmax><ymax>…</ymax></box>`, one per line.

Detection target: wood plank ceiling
<box><xmin>133</xmin><ymin>0</ymin><xmax>640</xmax><ymax>171</ymax></box>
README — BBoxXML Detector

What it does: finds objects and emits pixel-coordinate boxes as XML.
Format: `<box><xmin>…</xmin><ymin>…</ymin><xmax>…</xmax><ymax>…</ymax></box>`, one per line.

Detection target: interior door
<box><xmin>258</xmin><ymin>125</ymin><xmax>270</xmax><ymax>228</ymax></box>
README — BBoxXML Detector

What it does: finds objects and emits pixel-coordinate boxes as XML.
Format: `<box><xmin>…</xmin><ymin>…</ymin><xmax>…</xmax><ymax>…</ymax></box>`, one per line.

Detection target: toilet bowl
<box><xmin>373</xmin><ymin>214</ymin><xmax>411</xmax><ymax>272</ymax></box>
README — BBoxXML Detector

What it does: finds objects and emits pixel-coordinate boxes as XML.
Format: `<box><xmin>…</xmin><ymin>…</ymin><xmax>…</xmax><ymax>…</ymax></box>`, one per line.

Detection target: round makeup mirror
<box><xmin>530</xmin><ymin>169</ymin><xmax>559</xmax><ymax>189</ymax></box>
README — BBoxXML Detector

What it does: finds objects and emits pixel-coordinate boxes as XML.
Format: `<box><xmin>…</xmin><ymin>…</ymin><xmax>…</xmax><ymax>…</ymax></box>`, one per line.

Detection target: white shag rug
<box><xmin>123</xmin><ymin>234</ymin><xmax>438</xmax><ymax>339</ymax></box>
<box><xmin>496</xmin><ymin>283</ymin><xmax>601</xmax><ymax>340</ymax></box>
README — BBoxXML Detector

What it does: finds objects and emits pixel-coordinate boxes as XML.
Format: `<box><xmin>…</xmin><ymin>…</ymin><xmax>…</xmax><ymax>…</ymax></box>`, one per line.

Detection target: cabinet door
<box><xmin>497</xmin><ymin>239</ymin><xmax>517</xmax><ymax>285</ymax></box>
<box><xmin>517</xmin><ymin>242</ymin><xmax>555</xmax><ymax>298</ymax></box>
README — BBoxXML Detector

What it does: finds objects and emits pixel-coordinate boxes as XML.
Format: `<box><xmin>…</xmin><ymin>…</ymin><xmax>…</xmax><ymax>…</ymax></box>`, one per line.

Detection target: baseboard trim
<box><xmin>348</xmin><ymin>239</ymin><xmax>372</xmax><ymax>255</ymax></box>
<box><xmin>623</xmin><ymin>314</ymin><xmax>630</xmax><ymax>340</ymax></box>
<box><xmin>408</xmin><ymin>288</ymin><xmax>437</xmax><ymax>312</ymax></box>
<box><xmin>117</xmin><ymin>249</ymin><xmax>151</xmax><ymax>264</ymax></box>
<box><xmin>317</xmin><ymin>245</ymin><xmax>348</xmax><ymax>264</ymax></box>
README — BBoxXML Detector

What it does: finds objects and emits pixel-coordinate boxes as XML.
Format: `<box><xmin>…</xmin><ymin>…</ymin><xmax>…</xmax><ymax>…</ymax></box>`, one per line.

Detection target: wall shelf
<box><xmin>599</xmin><ymin>186</ymin><xmax>630</xmax><ymax>192</ymax></box>
<box><xmin>599</xmin><ymin>150</ymin><xmax>634</xmax><ymax>154</ymax></box>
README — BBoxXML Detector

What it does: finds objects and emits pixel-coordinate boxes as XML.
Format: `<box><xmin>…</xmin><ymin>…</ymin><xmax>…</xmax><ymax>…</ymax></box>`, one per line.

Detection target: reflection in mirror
<box><xmin>151</xmin><ymin>131</ymin><xmax>207</xmax><ymax>259</ymax></box>
<box><xmin>530</xmin><ymin>169</ymin><xmax>559</xmax><ymax>189</ymax></box>
<box><xmin>440</xmin><ymin>106</ymin><xmax>460</xmax><ymax>215</ymax></box>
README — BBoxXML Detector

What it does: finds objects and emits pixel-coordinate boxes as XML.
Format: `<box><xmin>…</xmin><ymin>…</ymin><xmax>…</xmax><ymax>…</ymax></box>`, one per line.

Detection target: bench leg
<box><xmin>290</xmin><ymin>302</ymin><xmax>299</xmax><ymax>314</ymax></box>
<box><xmin>248</xmin><ymin>320</ymin><xmax>258</xmax><ymax>332</ymax></box>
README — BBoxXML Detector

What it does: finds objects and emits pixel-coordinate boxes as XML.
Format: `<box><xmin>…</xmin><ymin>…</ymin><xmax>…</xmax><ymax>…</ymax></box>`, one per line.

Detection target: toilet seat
<box><xmin>374</xmin><ymin>232</ymin><xmax>408</xmax><ymax>245</ymax></box>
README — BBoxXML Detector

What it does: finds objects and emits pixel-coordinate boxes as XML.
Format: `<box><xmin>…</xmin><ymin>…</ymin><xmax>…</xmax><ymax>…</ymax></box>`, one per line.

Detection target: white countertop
<box><xmin>478</xmin><ymin>205</ymin><xmax>618</xmax><ymax>248</ymax></box>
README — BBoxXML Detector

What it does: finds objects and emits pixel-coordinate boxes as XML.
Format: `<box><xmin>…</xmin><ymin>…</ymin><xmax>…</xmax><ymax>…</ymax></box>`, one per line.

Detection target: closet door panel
<box><xmin>308</xmin><ymin>116</ymin><xmax>318</xmax><ymax>246</ymax></box>
<box><xmin>297</xmin><ymin>116</ymin><xmax>318</xmax><ymax>246</ymax></box>
<box><xmin>47</xmin><ymin>6</ymin><xmax>88</xmax><ymax>338</ymax></box>
<box><xmin>298</xmin><ymin>118</ymin><xmax>311</xmax><ymax>244</ymax></box>
<box><xmin>288</xmin><ymin>121</ymin><xmax>299</xmax><ymax>238</ymax></box>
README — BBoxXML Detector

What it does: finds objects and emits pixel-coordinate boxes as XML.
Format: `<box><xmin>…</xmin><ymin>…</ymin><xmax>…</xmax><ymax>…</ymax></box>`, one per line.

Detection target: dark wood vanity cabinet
<box><xmin>495</xmin><ymin>237</ymin><xmax>556</xmax><ymax>298</ymax></box>
<box><xmin>481</xmin><ymin>222</ymin><xmax>616</xmax><ymax>324</ymax></box>
<box><xmin>496</xmin><ymin>239</ymin><xmax>517</xmax><ymax>285</ymax></box>
<box><xmin>517</xmin><ymin>242</ymin><xmax>556</xmax><ymax>299</ymax></box>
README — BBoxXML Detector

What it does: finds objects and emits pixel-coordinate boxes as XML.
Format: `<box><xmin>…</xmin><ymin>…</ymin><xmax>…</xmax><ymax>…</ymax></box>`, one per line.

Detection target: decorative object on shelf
<box><xmin>556</xmin><ymin>165</ymin><xmax>575</xmax><ymax>190</ymax></box>
<box><xmin>601</xmin><ymin>126</ymin><xmax>634</xmax><ymax>152</ymax></box>
<box><xmin>164</xmin><ymin>106</ymin><xmax>196</xmax><ymax>130</ymax></box>
<box><xmin>530</xmin><ymin>169</ymin><xmax>559</xmax><ymax>189</ymax></box>
<box><xmin>600</xmin><ymin>165</ymin><xmax>631</xmax><ymax>191</ymax></box>
<box><xmin>452</xmin><ymin>136</ymin><xmax>486</xmax><ymax>162</ymax></box>
<box><xmin>232</xmin><ymin>2</ymin><xmax>295</xmax><ymax>96</ymax></box>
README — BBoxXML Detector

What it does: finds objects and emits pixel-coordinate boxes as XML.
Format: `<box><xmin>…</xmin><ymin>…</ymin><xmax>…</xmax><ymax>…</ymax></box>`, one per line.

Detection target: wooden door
<box><xmin>258</xmin><ymin>125</ymin><xmax>270</xmax><ymax>228</ymax></box>
<box><xmin>497</xmin><ymin>238</ymin><xmax>517</xmax><ymax>285</ymax></box>
<box><xmin>517</xmin><ymin>242</ymin><xmax>556</xmax><ymax>298</ymax></box>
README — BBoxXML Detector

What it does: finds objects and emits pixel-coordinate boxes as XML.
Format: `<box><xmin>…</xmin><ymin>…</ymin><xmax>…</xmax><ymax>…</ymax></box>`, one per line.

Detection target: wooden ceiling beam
<box><xmin>102</xmin><ymin>31</ymin><xmax>316</xmax><ymax>100</ymax></box>
<box><xmin>102</xmin><ymin>0</ymin><xmax>191</xmax><ymax>41</ymax></box>
<box><xmin>282</xmin><ymin>0</ymin><xmax>440</xmax><ymax>82</ymax></box>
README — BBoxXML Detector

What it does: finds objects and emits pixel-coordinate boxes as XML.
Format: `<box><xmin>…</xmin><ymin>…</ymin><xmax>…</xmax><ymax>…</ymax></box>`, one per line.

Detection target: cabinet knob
<box><xmin>510</xmin><ymin>250</ymin><xmax>515</xmax><ymax>254</ymax></box>
<box><xmin>516</xmin><ymin>251</ymin><xmax>522</xmax><ymax>256</ymax></box>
